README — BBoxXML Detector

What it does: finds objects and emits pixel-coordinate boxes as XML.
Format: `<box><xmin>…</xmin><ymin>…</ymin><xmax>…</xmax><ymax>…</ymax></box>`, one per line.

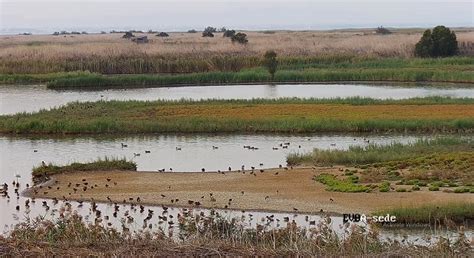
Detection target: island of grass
<box><xmin>32</xmin><ymin>157</ymin><xmax>136</xmax><ymax>184</ymax></box>
<box><xmin>1</xmin><ymin>97</ymin><xmax>473</xmax><ymax>134</ymax></box>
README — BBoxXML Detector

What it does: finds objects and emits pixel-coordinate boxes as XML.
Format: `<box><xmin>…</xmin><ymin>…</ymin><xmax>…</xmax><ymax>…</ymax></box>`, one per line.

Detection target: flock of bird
<box><xmin>2</xmin><ymin>176</ymin><xmax>326</xmax><ymax>233</ymax></box>
<box><xmin>0</xmin><ymin>137</ymin><xmax>379</xmax><ymax>233</ymax></box>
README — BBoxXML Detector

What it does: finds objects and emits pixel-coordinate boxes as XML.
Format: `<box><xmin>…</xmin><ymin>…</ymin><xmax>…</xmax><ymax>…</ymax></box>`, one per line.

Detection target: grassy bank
<box><xmin>0</xmin><ymin>97</ymin><xmax>473</xmax><ymax>134</ymax></box>
<box><xmin>1</xmin><ymin>56</ymin><xmax>473</xmax><ymax>86</ymax></box>
<box><xmin>287</xmin><ymin>137</ymin><xmax>473</xmax><ymax>166</ymax></box>
<box><xmin>32</xmin><ymin>157</ymin><xmax>136</xmax><ymax>183</ymax></box>
<box><xmin>376</xmin><ymin>203</ymin><xmax>474</xmax><ymax>225</ymax></box>
<box><xmin>1</xmin><ymin>211</ymin><xmax>471</xmax><ymax>256</ymax></box>
<box><xmin>43</xmin><ymin>67</ymin><xmax>474</xmax><ymax>89</ymax></box>
<box><xmin>0</xmin><ymin>71</ymin><xmax>93</xmax><ymax>85</ymax></box>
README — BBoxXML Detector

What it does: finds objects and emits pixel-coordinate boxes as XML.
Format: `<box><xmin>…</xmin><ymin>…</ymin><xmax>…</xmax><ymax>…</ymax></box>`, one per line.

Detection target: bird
<box><xmin>121</xmin><ymin>143</ymin><xmax>128</xmax><ymax>148</ymax></box>
<box><xmin>145</xmin><ymin>150</ymin><xmax>151</xmax><ymax>153</ymax></box>
<box><xmin>176</xmin><ymin>147</ymin><xmax>182</xmax><ymax>151</ymax></box>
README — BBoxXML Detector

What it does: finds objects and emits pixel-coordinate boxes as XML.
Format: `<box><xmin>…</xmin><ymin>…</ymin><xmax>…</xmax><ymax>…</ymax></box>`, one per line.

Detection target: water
<box><xmin>1</xmin><ymin>83</ymin><xmax>473</xmax><ymax>115</ymax></box>
<box><xmin>1</xmin><ymin>133</ymin><xmax>471</xmax><ymax>244</ymax></box>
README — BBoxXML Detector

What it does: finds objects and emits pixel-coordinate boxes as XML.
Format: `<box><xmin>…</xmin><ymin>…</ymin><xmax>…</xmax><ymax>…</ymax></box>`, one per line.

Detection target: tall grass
<box><xmin>287</xmin><ymin>138</ymin><xmax>473</xmax><ymax>166</ymax></box>
<box><xmin>376</xmin><ymin>203</ymin><xmax>474</xmax><ymax>225</ymax></box>
<box><xmin>44</xmin><ymin>67</ymin><xmax>474</xmax><ymax>88</ymax></box>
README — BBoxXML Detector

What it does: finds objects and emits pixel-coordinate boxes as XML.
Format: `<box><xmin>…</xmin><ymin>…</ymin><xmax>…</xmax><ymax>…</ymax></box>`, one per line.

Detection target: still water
<box><xmin>1</xmin><ymin>83</ymin><xmax>473</xmax><ymax>115</ymax></box>
<box><xmin>1</xmin><ymin>133</ymin><xmax>471</xmax><ymax>244</ymax></box>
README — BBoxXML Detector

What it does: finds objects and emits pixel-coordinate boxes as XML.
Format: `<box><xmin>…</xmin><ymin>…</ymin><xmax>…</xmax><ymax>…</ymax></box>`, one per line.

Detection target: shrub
<box><xmin>263</xmin><ymin>50</ymin><xmax>278</xmax><ymax>80</ymax></box>
<box><xmin>412</xmin><ymin>186</ymin><xmax>420</xmax><ymax>191</ymax></box>
<box><xmin>202</xmin><ymin>26</ymin><xmax>216</xmax><ymax>37</ymax></box>
<box><xmin>156</xmin><ymin>32</ymin><xmax>169</xmax><ymax>37</ymax></box>
<box><xmin>379</xmin><ymin>181</ymin><xmax>390</xmax><ymax>192</ymax></box>
<box><xmin>396</xmin><ymin>188</ymin><xmax>407</xmax><ymax>192</ymax></box>
<box><xmin>223</xmin><ymin>30</ymin><xmax>236</xmax><ymax>38</ymax></box>
<box><xmin>415</xmin><ymin>26</ymin><xmax>458</xmax><ymax>57</ymax></box>
<box><xmin>187</xmin><ymin>29</ymin><xmax>197</xmax><ymax>33</ymax></box>
<box><xmin>231</xmin><ymin>32</ymin><xmax>248</xmax><ymax>44</ymax></box>
<box><xmin>428</xmin><ymin>186</ymin><xmax>440</xmax><ymax>191</ymax></box>
<box><xmin>375</xmin><ymin>26</ymin><xmax>391</xmax><ymax>35</ymax></box>
<box><xmin>122</xmin><ymin>31</ymin><xmax>135</xmax><ymax>38</ymax></box>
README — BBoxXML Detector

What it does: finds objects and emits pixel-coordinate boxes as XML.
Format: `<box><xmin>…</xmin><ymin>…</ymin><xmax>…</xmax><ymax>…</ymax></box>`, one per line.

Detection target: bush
<box><xmin>223</xmin><ymin>30</ymin><xmax>236</xmax><ymax>38</ymax></box>
<box><xmin>187</xmin><ymin>29</ymin><xmax>197</xmax><ymax>33</ymax></box>
<box><xmin>263</xmin><ymin>50</ymin><xmax>278</xmax><ymax>80</ymax></box>
<box><xmin>379</xmin><ymin>181</ymin><xmax>390</xmax><ymax>192</ymax></box>
<box><xmin>375</xmin><ymin>26</ymin><xmax>391</xmax><ymax>35</ymax></box>
<box><xmin>231</xmin><ymin>32</ymin><xmax>248</xmax><ymax>44</ymax></box>
<box><xmin>415</xmin><ymin>26</ymin><xmax>458</xmax><ymax>57</ymax></box>
<box><xmin>156</xmin><ymin>32</ymin><xmax>169</xmax><ymax>37</ymax></box>
<box><xmin>202</xmin><ymin>26</ymin><xmax>217</xmax><ymax>37</ymax></box>
<box><xmin>122</xmin><ymin>31</ymin><xmax>135</xmax><ymax>38</ymax></box>
<box><xmin>428</xmin><ymin>186</ymin><xmax>440</xmax><ymax>191</ymax></box>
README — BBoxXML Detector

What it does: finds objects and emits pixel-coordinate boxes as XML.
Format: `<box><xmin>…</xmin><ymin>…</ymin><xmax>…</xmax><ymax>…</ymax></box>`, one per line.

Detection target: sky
<box><xmin>1</xmin><ymin>0</ymin><xmax>473</xmax><ymax>34</ymax></box>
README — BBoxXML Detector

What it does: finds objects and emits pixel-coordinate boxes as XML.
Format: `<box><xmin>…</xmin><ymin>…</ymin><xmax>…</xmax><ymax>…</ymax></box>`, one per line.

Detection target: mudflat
<box><xmin>28</xmin><ymin>167</ymin><xmax>474</xmax><ymax>214</ymax></box>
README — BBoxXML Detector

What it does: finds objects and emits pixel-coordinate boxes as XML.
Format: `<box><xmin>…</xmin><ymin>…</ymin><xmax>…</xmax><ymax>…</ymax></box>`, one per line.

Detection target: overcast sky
<box><xmin>1</xmin><ymin>0</ymin><xmax>472</xmax><ymax>34</ymax></box>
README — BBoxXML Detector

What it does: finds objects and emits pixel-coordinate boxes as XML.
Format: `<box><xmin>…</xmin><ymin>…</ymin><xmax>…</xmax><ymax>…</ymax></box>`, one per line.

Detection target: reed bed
<box><xmin>43</xmin><ymin>66</ymin><xmax>474</xmax><ymax>89</ymax></box>
<box><xmin>0</xmin><ymin>30</ymin><xmax>473</xmax><ymax>74</ymax></box>
<box><xmin>0</xmin><ymin>98</ymin><xmax>473</xmax><ymax>134</ymax></box>
<box><xmin>287</xmin><ymin>138</ymin><xmax>473</xmax><ymax>166</ymax></box>
<box><xmin>1</xmin><ymin>209</ymin><xmax>471</xmax><ymax>256</ymax></box>
<box><xmin>376</xmin><ymin>203</ymin><xmax>474</xmax><ymax>225</ymax></box>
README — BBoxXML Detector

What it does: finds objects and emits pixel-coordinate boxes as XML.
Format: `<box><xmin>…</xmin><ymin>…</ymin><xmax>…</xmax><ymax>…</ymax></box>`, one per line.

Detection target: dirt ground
<box><xmin>26</xmin><ymin>167</ymin><xmax>473</xmax><ymax>214</ymax></box>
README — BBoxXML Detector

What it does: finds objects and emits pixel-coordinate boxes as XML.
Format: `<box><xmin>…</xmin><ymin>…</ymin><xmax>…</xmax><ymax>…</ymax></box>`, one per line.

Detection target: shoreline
<box><xmin>3</xmin><ymin>79</ymin><xmax>474</xmax><ymax>89</ymax></box>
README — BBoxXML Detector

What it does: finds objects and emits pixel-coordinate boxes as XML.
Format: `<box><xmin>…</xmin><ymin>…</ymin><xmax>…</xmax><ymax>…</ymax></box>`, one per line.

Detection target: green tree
<box><xmin>263</xmin><ymin>50</ymin><xmax>278</xmax><ymax>80</ymax></box>
<box><xmin>415</xmin><ymin>26</ymin><xmax>458</xmax><ymax>57</ymax></box>
<box><xmin>414</xmin><ymin>30</ymin><xmax>433</xmax><ymax>57</ymax></box>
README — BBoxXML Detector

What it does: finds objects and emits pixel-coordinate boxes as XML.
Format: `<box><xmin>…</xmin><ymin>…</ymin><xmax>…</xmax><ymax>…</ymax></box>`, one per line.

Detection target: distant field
<box><xmin>0</xmin><ymin>29</ymin><xmax>473</xmax><ymax>75</ymax></box>
<box><xmin>1</xmin><ymin>98</ymin><xmax>473</xmax><ymax>134</ymax></box>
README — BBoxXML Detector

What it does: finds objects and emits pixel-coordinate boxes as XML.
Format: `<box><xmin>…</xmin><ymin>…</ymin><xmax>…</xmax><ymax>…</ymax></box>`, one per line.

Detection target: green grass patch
<box><xmin>314</xmin><ymin>173</ymin><xmax>370</xmax><ymax>192</ymax></box>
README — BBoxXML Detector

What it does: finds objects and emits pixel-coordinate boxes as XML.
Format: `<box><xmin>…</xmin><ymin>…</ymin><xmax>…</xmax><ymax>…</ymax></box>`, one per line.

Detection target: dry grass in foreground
<box><xmin>1</xmin><ymin>209</ymin><xmax>472</xmax><ymax>256</ymax></box>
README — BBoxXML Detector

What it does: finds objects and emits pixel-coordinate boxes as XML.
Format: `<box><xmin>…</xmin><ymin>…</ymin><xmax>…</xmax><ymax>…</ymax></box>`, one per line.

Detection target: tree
<box><xmin>231</xmin><ymin>32</ymin><xmax>248</xmax><ymax>44</ymax></box>
<box><xmin>263</xmin><ymin>50</ymin><xmax>278</xmax><ymax>80</ymax></box>
<box><xmin>415</xmin><ymin>26</ymin><xmax>458</xmax><ymax>57</ymax></box>
<box><xmin>414</xmin><ymin>30</ymin><xmax>433</xmax><ymax>58</ymax></box>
